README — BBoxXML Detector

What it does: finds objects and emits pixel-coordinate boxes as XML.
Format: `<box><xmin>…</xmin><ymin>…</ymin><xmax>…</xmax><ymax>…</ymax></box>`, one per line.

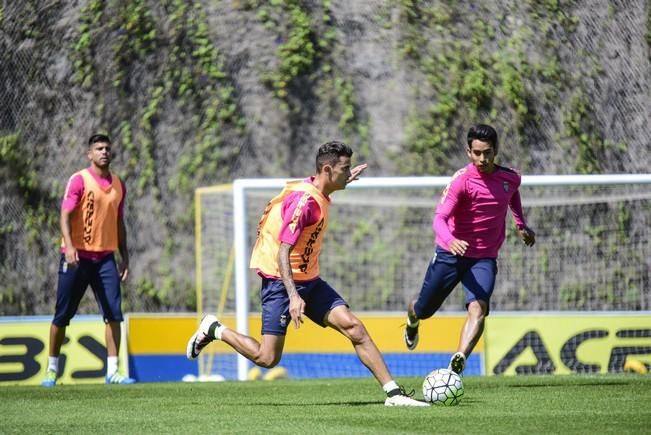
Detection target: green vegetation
<box><xmin>261</xmin><ymin>1</ymin><xmax>317</xmax><ymax>100</ymax></box>
<box><xmin>562</xmin><ymin>90</ymin><xmax>627</xmax><ymax>174</ymax></box>
<box><xmin>396</xmin><ymin>1</ymin><xmax>460</xmax><ymax>174</ymax></box>
<box><xmin>3</xmin><ymin>375</ymin><xmax>651</xmax><ymax>434</ymax></box>
<box><xmin>72</xmin><ymin>0</ymin><xmax>103</xmax><ymax>89</ymax></box>
<box><xmin>1</xmin><ymin>131</ymin><xmax>35</xmax><ymax>193</ymax></box>
<box><xmin>169</xmin><ymin>0</ymin><xmax>243</xmax><ymax>193</ymax></box>
<box><xmin>67</xmin><ymin>0</ymin><xmax>247</xmax><ymax>310</ymax></box>
<box><xmin>395</xmin><ymin>0</ymin><xmax>609</xmax><ymax>175</ymax></box>
<box><xmin>0</xmin><ymin>131</ymin><xmax>59</xmax><ymax>244</ymax></box>
<box><xmin>1</xmin><ymin>2</ymin><xmax>645</xmax><ymax>315</ymax></box>
<box><xmin>254</xmin><ymin>0</ymin><xmax>368</xmax><ymax>154</ymax></box>
<box><xmin>648</xmin><ymin>7</ymin><xmax>651</xmax><ymax>61</ymax></box>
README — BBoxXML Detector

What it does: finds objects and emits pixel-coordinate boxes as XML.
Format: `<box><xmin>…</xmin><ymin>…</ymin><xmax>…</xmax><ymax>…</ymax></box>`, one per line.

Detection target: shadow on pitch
<box><xmin>261</xmin><ymin>400</ymin><xmax>391</xmax><ymax>407</ymax></box>
<box><xmin>505</xmin><ymin>381</ymin><xmax>631</xmax><ymax>388</ymax></box>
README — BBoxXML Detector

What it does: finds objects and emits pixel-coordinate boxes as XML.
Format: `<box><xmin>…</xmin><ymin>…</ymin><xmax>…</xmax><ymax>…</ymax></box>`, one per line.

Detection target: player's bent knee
<box><xmin>257</xmin><ymin>360</ymin><xmax>278</xmax><ymax>369</ymax></box>
<box><xmin>468</xmin><ymin>300</ymin><xmax>487</xmax><ymax>315</ymax></box>
<box><xmin>255</xmin><ymin>354</ymin><xmax>280</xmax><ymax>368</ymax></box>
<box><xmin>345</xmin><ymin>321</ymin><xmax>370</xmax><ymax>345</ymax></box>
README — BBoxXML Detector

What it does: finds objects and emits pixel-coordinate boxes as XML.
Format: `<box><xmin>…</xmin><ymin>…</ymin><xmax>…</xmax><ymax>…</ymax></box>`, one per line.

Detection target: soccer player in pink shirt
<box><xmin>404</xmin><ymin>124</ymin><xmax>536</xmax><ymax>375</ymax></box>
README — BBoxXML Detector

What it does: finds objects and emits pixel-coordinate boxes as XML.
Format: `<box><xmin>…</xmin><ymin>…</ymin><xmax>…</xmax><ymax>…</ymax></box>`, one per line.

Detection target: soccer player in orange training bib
<box><xmin>187</xmin><ymin>141</ymin><xmax>428</xmax><ymax>406</ymax></box>
<box><xmin>42</xmin><ymin>134</ymin><xmax>135</xmax><ymax>386</ymax></box>
<box><xmin>404</xmin><ymin>124</ymin><xmax>536</xmax><ymax>375</ymax></box>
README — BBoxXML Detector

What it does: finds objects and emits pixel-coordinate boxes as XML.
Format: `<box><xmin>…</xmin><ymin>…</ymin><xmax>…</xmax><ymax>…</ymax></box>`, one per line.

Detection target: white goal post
<box><xmin>224</xmin><ymin>174</ymin><xmax>651</xmax><ymax>380</ymax></box>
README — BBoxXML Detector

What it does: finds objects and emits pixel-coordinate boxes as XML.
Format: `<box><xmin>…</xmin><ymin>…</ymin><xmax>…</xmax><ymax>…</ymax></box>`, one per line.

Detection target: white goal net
<box><xmin>195</xmin><ymin>175</ymin><xmax>651</xmax><ymax>379</ymax></box>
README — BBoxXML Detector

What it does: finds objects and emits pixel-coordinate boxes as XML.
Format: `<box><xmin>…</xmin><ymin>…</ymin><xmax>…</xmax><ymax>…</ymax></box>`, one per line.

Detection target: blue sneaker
<box><xmin>106</xmin><ymin>373</ymin><xmax>136</xmax><ymax>384</ymax></box>
<box><xmin>41</xmin><ymin>370</ymin><xmax>57</xmax><ymax>387</ymax></box>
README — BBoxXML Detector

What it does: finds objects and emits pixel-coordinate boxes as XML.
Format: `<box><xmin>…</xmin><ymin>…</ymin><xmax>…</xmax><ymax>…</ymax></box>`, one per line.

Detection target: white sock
<box><xmin>48</xmin><ymin>356</ymin><xmax>59</xmax><ymax>373</ymax></box>
<box><xmin>107</xmin><ymin>356</ymin><xmax>119</xmax><ymax>377</ymax></box>
<box><xmin>214</xmin><ymin>324</ymin><xmax>226</xmax><ymax>340</ymax></box>
<box><xmin>382</xmin><ymin>380</ymin><xmax>399</xmax><ymax>395</ymax></box>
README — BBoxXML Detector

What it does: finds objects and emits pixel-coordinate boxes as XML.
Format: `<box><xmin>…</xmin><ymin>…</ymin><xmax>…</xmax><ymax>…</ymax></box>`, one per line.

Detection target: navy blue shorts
<box><xmin>52</xmin><ymin>254</ymin><xmax>124</xmax><ymax>327</ymax></box>
<box><xmin>413</xmin><ymin>246</ymin><xmax>497</xmax><ymax>319</ymax></box>
<box><xmin>260</xmin><ymin>277</ymin><xmax>347</xmax><ymax>336</ymax></box>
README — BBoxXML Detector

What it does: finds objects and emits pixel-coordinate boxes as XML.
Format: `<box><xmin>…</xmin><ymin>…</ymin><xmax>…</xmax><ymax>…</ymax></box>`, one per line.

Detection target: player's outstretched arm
<box><xmin>347</xmin><ymin>163</ymin><xmax>368</xmax><ymax>184</ymax></box>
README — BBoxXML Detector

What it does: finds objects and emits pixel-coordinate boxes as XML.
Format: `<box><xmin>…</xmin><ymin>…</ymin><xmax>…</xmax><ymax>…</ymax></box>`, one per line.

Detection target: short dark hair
<box><xmin>316</xmin><ymin>141</ymin><xmax>352</xmax><ymax>172</ymax></box>
<box><xmin>467</xmin><ymin>124</ymin><xmax>498</xmax><ymax>152</ymax></box>
<box><xmin>88</xmin><ymin>134</ymin><xmax>111</xmax><ymax>147</ymax></box>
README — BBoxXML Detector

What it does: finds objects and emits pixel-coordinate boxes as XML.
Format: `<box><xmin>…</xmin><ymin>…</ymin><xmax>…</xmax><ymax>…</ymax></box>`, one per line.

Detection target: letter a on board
<box><xmin>493</xmin><ymin>331</ymin><xmax>556</xmax><ymax>375</ymax></box>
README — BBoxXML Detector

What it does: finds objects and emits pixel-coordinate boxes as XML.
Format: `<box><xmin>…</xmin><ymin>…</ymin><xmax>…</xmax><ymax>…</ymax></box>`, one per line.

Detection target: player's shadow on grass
<box><xmin>505</xmin><ymin>381</ymin><xmax>631</xmax><ymax>388</ymax></box>
<box><xmin>262</xmin><ymin>400</ymin><xmax>389</xmax><ymax>406</ymax></box>
<box><xmin>454</xmin><ymin>396</ymin><xmax>479</xmax><ymax>405</ymax></box>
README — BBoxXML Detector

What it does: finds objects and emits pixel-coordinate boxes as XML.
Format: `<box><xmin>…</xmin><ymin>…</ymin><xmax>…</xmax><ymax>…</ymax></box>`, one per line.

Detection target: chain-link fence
<box><xmin>1</xmin><ymin>0</ymin><xmax>650</xmax><ymax>315</ymax></box>
<box><xmin>197</xmin><ymin>181</ymin><xmax>651</xmax><ymax>315</ymax></box>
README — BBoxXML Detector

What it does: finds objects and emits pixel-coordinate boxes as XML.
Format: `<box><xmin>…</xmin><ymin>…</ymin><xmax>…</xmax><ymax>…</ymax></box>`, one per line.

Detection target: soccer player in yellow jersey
<box><xmin>188</xmin><ymin>141</ymin><xmax>428</xmax><ymax>406</ymax></box>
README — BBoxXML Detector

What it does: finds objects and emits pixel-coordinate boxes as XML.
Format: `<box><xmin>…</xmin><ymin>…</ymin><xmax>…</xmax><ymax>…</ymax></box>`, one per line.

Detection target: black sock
<box><xmin>207</xmin><ymin>320</ymin><xmax>221</xmax><ymax>339</ymax></box>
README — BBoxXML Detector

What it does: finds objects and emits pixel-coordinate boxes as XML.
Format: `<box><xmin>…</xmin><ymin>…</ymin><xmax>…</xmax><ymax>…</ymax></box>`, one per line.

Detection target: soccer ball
<box><xmin>422</xmin><ymin>368</ymin><xmax>464</xmax><ymax>406</ymax></box>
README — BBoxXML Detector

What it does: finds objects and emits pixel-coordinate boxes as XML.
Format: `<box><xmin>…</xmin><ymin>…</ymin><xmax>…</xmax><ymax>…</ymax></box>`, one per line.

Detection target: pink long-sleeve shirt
<box><xmin>434</xmin><ymin>163</ymin><xmax>527</xmax><ymax>259</ymax></box>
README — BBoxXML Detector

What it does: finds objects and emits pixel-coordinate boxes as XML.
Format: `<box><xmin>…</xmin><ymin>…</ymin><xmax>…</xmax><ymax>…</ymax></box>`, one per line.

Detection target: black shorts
<box><xmin>52</xmin><ymin>254</ymin><xmax>123</xmax><ymax>326</ymax></box>
<box><xmin>260</xmin><ymin>277</ymin><xmax>347</xmax><ymax>336</ymax></box>
<box><xmin>413</xmin><ymin>246</ymin><xmax>497</xmax><ymax>319</ymax></box>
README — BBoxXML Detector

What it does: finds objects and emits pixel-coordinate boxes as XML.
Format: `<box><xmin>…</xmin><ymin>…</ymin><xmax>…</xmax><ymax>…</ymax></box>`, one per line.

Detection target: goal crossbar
<box><xmin>229</xmin><ymin>173</ymin><xmax>651</xmax><ymax>380</ymax></box>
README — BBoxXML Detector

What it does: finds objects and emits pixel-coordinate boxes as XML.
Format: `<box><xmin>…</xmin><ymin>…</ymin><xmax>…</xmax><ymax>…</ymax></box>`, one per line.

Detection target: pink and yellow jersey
<box><xmin>434</xmin><ymin>163</ymin><xmax>527</xmax><ymax>259</ymax></box>
<box><xmin>250</xmin><ymin>177</ymin><xmax>329</xmax><ymax>281</ymax></box>
<box><xmin>61</xmin><ymin>167</ymin><xmax>126</xmax><ymax>261</ymax></box>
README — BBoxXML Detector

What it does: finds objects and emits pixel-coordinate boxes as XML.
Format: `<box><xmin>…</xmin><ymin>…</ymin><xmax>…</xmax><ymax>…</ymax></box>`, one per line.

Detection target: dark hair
<box><xmin>316</xmin><ymin>141</ymin><xmax>353</xmax><ymax>172</ymax></box>
<box><xmin>88</xmin><ymin>134</ymin><xmax>111</xmax><ymax>147</ymax></box>
<box><xmin>467</xmin><ymin>124</ymin><xmax>498</xmax><ymax>152</ymax></box>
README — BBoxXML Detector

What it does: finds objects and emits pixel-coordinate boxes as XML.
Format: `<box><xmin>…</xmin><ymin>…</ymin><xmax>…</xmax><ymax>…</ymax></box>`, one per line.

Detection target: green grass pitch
<box><xmin>3</xmin><ymin>375</ymin><xmax>650</xmax><ymax>434</ymax></box>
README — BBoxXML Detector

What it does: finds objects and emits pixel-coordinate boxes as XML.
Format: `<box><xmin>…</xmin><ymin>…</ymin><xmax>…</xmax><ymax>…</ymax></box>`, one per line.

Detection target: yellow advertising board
<box><xmin>485</xmin><ymin>314</ymin><xmax>651</xmax><ymax>375</ymax></box>
<box><xmin>0</xmin><ymin>317</ymin><xmax>128</xmax><ymax>386</ymax></box>
<box><xmin>128</xmin><ymin>313</ymin><xmax>479</xmax><ymax>354</ymax></box>
<box><xmin>127</xmin><ymin>313</ymin><xmax>480</xmax><ymax>380</ymax></box>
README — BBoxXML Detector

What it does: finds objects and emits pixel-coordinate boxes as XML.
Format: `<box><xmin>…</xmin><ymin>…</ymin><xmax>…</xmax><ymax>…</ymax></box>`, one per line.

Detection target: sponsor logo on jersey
<box><xmin>288</xmin><ymin>193</ymin><xmax>311</xmax><ymax>233</ymax></box>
